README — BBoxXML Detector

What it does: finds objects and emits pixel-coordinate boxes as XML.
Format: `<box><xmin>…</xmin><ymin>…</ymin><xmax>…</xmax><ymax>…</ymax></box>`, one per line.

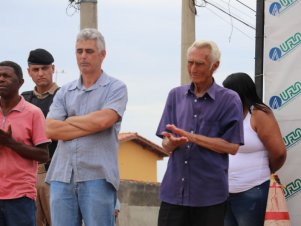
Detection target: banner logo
<box><xmin>283</xmin><ymin>128</ymin><xmax>301</xmax><ymax>149</ymax></box>
<box><xmin>269</xmin><ymin>32</ymin><xmax>301</xmax><ymax>61</ymax></box>
<box><xmin>269</xmin><ymin>0</ymin><xmax>300</xmax><ymax>16</ymax></box>
<box><xmin>284</xmin><ymin>178</ymin><xmax>301</xmax><ymax>199</ymax></box>
<box><xmin>269</xmin><ymin>82</ymin><xmax>301</xmax><ymax>109</ymax></box>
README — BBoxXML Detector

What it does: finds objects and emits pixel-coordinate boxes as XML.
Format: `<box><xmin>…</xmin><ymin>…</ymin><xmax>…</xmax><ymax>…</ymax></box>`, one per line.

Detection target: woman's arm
<box><xmin>251</xmin><ymin>109</ymin><xmax>287</xmax><ymax>173</ymax></box>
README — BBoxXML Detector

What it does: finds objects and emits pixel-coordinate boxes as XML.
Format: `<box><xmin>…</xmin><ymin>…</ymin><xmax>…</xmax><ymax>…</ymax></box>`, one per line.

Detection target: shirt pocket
<box><xmin>198</xmin><ymin>120</ymin><xmax>221</xmax><ymax>137</ymax></box>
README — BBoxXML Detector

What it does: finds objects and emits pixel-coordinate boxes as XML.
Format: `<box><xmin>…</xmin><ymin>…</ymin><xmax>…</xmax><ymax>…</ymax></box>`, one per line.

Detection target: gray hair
<box><xmin>187</xmin><ymin>40</ymin><xmax>221</xmax><ymax>63</ymax></box>
<box><xmin>76</xmin><ymin>28</ymin><xmax>106</xmax><ymax>53</ymax></box>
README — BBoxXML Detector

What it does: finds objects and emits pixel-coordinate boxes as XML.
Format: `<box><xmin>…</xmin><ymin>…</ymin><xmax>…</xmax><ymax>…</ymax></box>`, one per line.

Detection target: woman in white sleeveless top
<box><xmin>222</xmin><ymin>73</ymin><xmax>287</xmax><ymax>226</ymax></box>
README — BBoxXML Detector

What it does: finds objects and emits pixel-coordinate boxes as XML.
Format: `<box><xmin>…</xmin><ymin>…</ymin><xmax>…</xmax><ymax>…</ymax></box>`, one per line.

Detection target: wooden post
<box><xmin>80</xmin><ymin>0</ymin><xmax>98</xmax><ymax>30</ymax></box>
<box><xmin>181</xmin><ymin>0</ymin><xmax>195</xmax><ymax>85</ymax></box>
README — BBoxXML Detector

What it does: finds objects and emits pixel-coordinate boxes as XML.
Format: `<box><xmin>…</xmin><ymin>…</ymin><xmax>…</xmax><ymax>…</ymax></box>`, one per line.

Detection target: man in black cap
<box><xmin>21</xmin><ymin>48</ymin><xmax>59</xmax><ymax>226</ymax></box>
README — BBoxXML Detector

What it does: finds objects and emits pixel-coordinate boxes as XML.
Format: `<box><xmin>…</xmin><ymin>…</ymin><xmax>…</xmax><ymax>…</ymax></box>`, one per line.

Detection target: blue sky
<box><xmin>1</xmin><ymin>0</ymin><xmax>256</xmax><ymax>181</ymax></box>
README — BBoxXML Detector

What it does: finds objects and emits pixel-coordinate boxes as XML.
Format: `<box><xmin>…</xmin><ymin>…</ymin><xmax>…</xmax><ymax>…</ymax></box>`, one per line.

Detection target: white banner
<box><xmin>264</xmin><ymin>0</ymin><xmax>301</xmax><ymax>225</ymax></box>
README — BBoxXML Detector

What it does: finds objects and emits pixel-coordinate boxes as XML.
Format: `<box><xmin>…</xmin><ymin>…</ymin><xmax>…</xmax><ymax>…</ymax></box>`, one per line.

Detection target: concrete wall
<box><xmin>117</xmin><ymin>180</ymin><xmax>161</xmax><ymax>226</ymax></box>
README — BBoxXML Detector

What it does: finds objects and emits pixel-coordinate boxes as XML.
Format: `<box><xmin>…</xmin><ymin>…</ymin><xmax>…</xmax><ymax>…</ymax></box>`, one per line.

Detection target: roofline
<box><xmin>119</xmin><ymin>132</ymin><xmax>169</xmax><ymax>157</ymax></box>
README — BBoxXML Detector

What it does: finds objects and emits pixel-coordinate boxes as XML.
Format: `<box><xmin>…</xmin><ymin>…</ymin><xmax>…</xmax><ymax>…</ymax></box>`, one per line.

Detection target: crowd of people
<box><xmin>0</xmin><ymin>28</ymin><xmax>286</xmax><ymax>226</ymax></box>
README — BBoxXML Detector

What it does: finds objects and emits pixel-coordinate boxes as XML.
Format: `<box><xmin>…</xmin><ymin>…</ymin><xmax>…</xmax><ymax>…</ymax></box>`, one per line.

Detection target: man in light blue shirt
<box><xmin>45</xmin><ymin>28</ymin><xmax>128</xmax><ymax>226</ymax></box>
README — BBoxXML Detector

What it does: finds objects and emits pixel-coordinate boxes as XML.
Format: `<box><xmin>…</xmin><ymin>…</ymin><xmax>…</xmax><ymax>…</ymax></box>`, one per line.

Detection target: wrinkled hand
<box><xmin>165</xmin><ymin>124</ymin><xmax>190</xmax><ymax>138</ymax></box>
<box><xmin>161</xmin><ymin>131</ymin><xmax>188</xmax><ymax>145</ymax></box>
<box><xmin>161</xmin><ymin>125</ymin><xmax>189</xmax><ymax>154</ymax></box>
<box><xmin>0</xmin><ymin>125</ymin><xmax>13</xmax><ymax>147</ymax></box>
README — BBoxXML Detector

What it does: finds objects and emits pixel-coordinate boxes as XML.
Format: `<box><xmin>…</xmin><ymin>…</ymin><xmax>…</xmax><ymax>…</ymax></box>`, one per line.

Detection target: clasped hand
<box><xmin>0</xmin><ymin>125</ymin><xmax>13</xmax><ymax>147</ymax></box>
<box><xmin>161</xmin><ymin>124</ymin><xmax>189</xmax><ymax>154</ymax></box>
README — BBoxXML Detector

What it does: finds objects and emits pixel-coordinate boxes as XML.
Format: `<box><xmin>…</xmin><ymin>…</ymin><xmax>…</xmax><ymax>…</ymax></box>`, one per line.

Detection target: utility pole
<box><xmin>254</xmin><ymin>0</ymin><xmax>264</xmax><ymax>99</ymax></box>
<box><xmin>80</xmin><ymin>0</ymin><xmax>98</xmax><ymax>30</ymax></box>
<box><xmin>181</xmin><ymin>0</ymin><xmax>195</xmax><ymax>85</ymax></box>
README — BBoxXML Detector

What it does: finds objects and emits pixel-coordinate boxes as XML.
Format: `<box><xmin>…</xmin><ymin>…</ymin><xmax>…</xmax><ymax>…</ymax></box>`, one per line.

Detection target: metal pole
<box><xmin>181</xmin><ymin>0</ymin><xmax>196</xmax><ymax>85</ymax></box>
<box><xmin>254</xmin><ymin>0</ymin><xmax>264</xmax><ymax>99</ymax></box>
<box><xmin>80</xmin><ymin>0</ymin><xmax>98</xmax><ymax>30</ymax></box>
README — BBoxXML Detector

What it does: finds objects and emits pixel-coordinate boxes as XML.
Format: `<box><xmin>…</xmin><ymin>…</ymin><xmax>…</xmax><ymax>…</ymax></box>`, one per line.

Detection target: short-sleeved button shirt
<box><xmin>156</xmin><ymin>82</ymin><xmax>244</xmax><ymax>207</ymax></box>
<box><xmin>0</xmin><ymin>97</ymin><xmax>50</xmax><ymax>200</ymax></box>
<box><xmin>46</xmin><ymin>72</ymin><xmax>128</xmax><ymax>190</ymax></box>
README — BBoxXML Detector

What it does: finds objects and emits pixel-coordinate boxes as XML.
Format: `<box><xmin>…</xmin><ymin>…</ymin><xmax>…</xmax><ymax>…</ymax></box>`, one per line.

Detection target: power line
<box><xmin>234</xmin><ymin>0</ymin><xmax>256</xmax><ymax>12</ymax></box>
<box><xmin>66</xmin><ymin>0</ymin><xmax>80</xmax><ymax>16</ymax></box>
<box><xmin>226</xmin><ymin>0</ymin><xmax>234</xmax><ymax>42</ymax></box>
<box><xmin>208</xmin><ymin>0</ymin><xmax>255</xmax><ymax>29</ymax></box>
<box><xmin>213</xmin><ymin>0</ymin><xmax>256</xmax><ymax>20</ymax></box>
<box><xmin>204</xmin><ymin>6</ymin><xmax>254</xmax><ymax>40</ymax></box>
<box><xmin>195</xmin><ymin>0</ymin><xmax>255</xmax><ymax>30</ymax></box>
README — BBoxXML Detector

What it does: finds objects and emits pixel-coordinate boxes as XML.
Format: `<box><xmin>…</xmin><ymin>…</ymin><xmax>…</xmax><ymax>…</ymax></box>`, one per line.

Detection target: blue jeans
<box><xmin>224</xmin><ymin>180</ymin><xmax>270</xmax><ymax>226</ymax></box>
<box><xmin>0</xmin><ymin>197</ymin><xmax>36</xmax><ymax>226</ymax></box>
<box><xmin>50</xmin><ymin>178</ymin><xmax>116</xmax><ymax>226</ymax></box>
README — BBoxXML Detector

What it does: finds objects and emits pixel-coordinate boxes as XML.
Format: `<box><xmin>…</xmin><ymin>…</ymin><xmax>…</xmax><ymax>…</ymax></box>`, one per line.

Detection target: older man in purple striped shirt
<box><xmin>156</xmin><ymin>40</ymin><xmax>244</xmax><ymax>226</ymax></box>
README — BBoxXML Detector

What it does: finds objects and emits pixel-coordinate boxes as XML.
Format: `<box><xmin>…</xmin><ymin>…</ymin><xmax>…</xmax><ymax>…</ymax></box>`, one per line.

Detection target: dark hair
<box><xmin>0</xmin><ymin>60</ymin><xmax>23</xmax><ymax>80</ymax></box>
<box><xmin>223</xmin><ymin>72</ymin><xmax>270</xmax><ymax>113</ymax></box>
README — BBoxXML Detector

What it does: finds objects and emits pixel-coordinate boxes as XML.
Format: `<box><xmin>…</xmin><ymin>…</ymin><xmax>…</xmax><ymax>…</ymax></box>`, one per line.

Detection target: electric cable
<box><xmin>197</xmin><ymin>0</ymin><xmax>255</xmax><ymax>30</ymax></box>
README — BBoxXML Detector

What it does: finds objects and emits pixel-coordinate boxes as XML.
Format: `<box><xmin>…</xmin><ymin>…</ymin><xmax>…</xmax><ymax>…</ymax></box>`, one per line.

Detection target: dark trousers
<box><xmin>0</xmin><ymin>197</ymin><xmax>36</xmax><ymax>226</ymax></box>
<box><xmin>158</xmin><ymin>201</ymin><xmax>226</xmax><ymax>226</ymax></box>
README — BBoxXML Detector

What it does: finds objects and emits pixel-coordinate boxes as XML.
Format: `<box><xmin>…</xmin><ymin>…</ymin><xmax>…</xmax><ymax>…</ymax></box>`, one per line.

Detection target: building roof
<box><xmin>118</xmin><ymin>132</ymin><xmax>169</xmax><ymax>157</ymax></box>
